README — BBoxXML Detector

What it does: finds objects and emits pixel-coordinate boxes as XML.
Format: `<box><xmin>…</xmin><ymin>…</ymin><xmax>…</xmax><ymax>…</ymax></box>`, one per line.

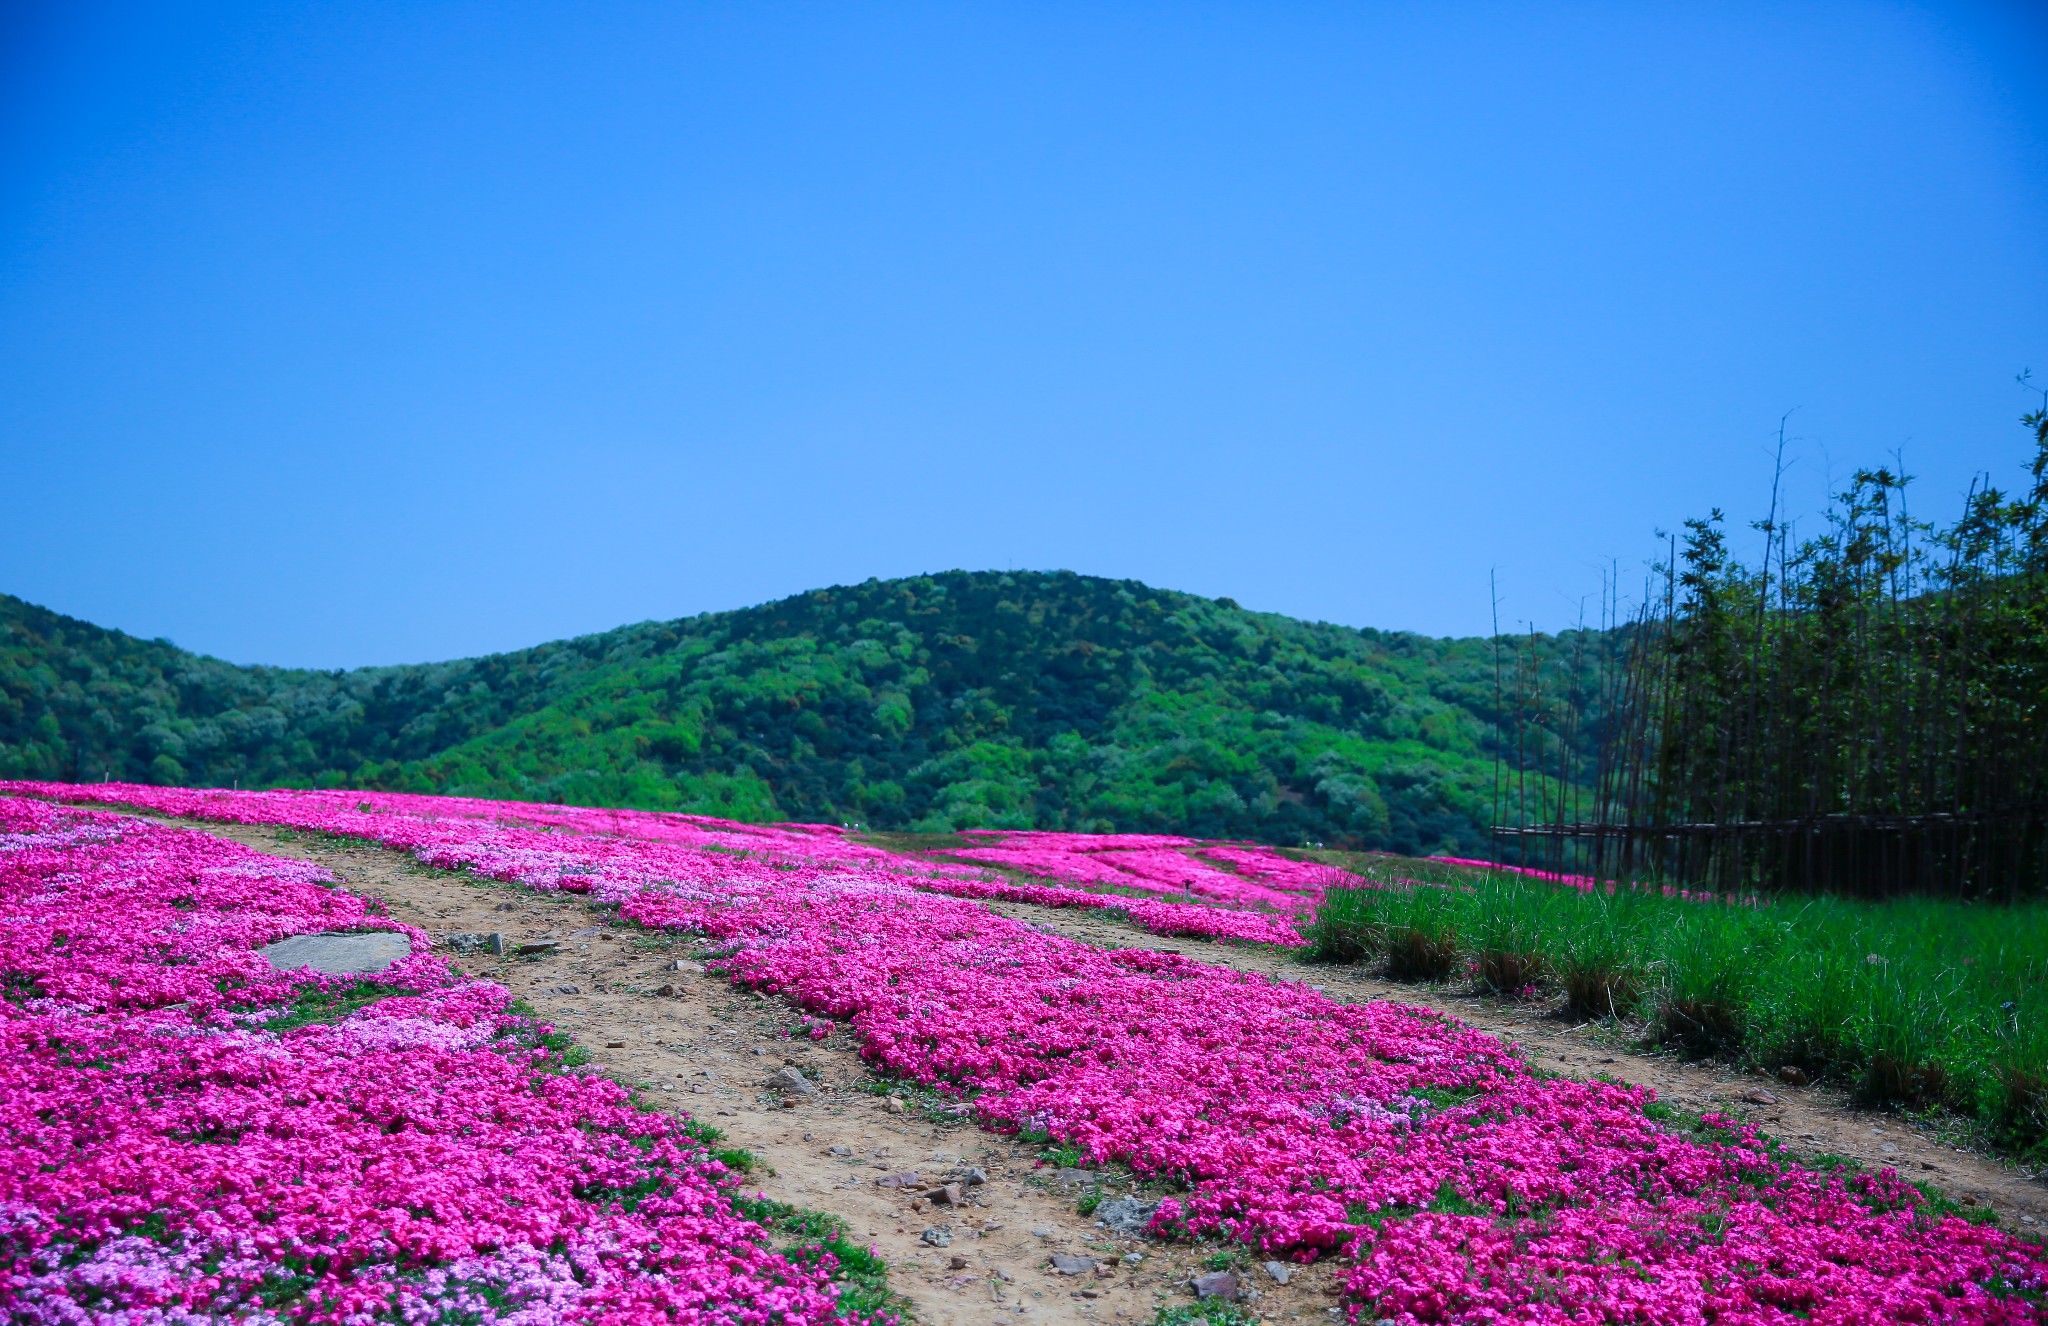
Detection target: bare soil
<box><xmin>173</xmin><ymin>820</ymin><xmax>1348</xmax><ymax>1326</ymax></box>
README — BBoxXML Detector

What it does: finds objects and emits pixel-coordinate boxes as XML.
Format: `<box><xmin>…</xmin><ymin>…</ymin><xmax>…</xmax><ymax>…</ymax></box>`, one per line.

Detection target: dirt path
<box><xmin>174</xmin><ymin>820</ymin><xmax>1347</xmax><ymax>1326</ymax></box>
<box><xmin>968</xmin><ymin>899</ymin><xmax>2048</xmax><ymax>1229</ymax></box>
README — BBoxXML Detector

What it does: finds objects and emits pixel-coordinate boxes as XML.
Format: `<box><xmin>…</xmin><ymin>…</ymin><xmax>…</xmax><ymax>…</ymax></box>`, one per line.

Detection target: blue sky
<box><xmin>3</xmin><ymin>2</ymin><xmax>2043</xmax><ymax>668</ymax></box>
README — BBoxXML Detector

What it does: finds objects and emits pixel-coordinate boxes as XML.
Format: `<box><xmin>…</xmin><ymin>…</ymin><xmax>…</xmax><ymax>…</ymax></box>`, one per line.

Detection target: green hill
<box><xmin>0</xmin><ymin>571</ymin><xmax>1568</xmax><ymax>854</ymax></box>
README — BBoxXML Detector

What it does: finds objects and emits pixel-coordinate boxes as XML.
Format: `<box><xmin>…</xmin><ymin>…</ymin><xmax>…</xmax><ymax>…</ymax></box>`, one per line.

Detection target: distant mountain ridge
<box><xmin>0</xmin><ymin>571</ymin><xmax>1561</xmax><ymax>854</ymax></box>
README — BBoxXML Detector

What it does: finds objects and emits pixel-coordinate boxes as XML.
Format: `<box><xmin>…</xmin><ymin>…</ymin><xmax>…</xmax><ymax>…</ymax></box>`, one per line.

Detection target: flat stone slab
<box><xmin>260</xmin><ymin>931</ymin><xmax>411</xmax><ymax>975</ymax></box>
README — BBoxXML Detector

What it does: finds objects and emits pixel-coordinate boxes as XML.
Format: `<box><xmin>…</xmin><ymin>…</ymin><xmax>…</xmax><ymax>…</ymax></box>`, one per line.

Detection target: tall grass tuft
<box><xmin>1656</xmin><ymin>908</ymin><xmax>1772</xmax><ymax>1055</ymax></box>
<box><xmin>1381</xmin><ymin>884</ymin><xmax>1462</xmax><ymax>983</ymax></box>
<box><xmin>1990</xmin><ymin>987</ymin><xmax>2048</xmax><ymax>1159</ymax></box>
<box><xmin>1304</xmin><ymin>886</ymin><xmax>1381</xmax><ymax>964</ymax></box>
<box><xmin>1855</xmin><ymin>967</ymin><xmax>1955</xmax><ymax>1109</ymax></box>
<box><xmin>1472</xmin><ymin>880</ymin><xmax>1549</xmax><ymax>996</ymax></box>
<box><xmin>1557</xmin><ymin>891</ymin><xmax>1650</xmax><ymax>1020</ymax></box>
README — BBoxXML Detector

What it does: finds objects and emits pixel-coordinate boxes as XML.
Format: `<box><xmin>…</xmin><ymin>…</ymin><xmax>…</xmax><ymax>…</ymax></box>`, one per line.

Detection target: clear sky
<box><xmin>3</xmin><ymin>2</ymin><xmax>2043</xmax><ymax>669</ymax></box>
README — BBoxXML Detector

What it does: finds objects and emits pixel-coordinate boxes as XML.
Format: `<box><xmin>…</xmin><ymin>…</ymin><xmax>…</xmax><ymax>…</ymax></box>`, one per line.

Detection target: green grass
<box><xmin>731</xmin><ymin>1195</ymin><xmax>905</xmax><ymax>1323</ymax></box>
<box><xmin>1304</xmin><ymin>856</ymin><xmax>2048</xmax><ymax>1159</ymax></box>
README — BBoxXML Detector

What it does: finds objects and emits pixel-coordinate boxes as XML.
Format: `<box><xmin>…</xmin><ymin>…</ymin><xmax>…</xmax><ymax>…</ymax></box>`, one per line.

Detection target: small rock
<box><xmin>1192</xmin><ymin>1271</ymin><xmax>1239</xmax><ymax>1301</ymax></box>
<box><xmin>1049</xmin><ymin>1254</ymin><xmax>1094</xmax><ymax>1275</ymax></box>
<box><xmin>515</xmin><ymin>940</ymin><xmax>559</xmax><ymax>956</ymax></box>
<box><xmin>655</xmin><ymin>983</ymin><xmax>676</xmax><ymax>997</ymax></box>
<box><xmin>1777</xmin><ymin>1066</ymin><xmax>1810</xmax><ymax>1086</ymax></box>
<box><xmin>1864</xmin><ymin>952</ymin><xmax>1888</xmax><ymax>966</ymax></box>
<box><xmin>1093</xmin><ymin>1197</ymin><xmax>1160</xmax><ymax>1238</ymax></box>
<box><xmin>1881</xmin><ymin>1143</ymin><xmax>1898</xmax><ymax>1155</ymax></box>
<box><xmin>546</xmin><ymin>983</ymin><xmax>580</xmax><ymax>995</ymax></box>
<box><xmin>1121</xmin><ymin>1253</ymin><xmax>1143</xmax><ymax>1266</ymax></box>
<box><xmin>950</xmin><ymin>1253</ymin><xmax>971</xmax><ymax>1269</ymax></box>
<box><xmin>829</xmin><ymin>1146</ymin><xmax>853</xmax><ymax>1157</ymax></box>
<box><xmin>1079</xmin><ymin>1289</ymin><xmax>1099</xmax><ymax>1299</ymax></box>
<box><xmin>1029</xmin><ymin>1227</ymin><xmax>1055</xmax><ymax>1239</ymax></box>
<box><xmin>260</xmin><ymin>932</ymin><xmax>411</xmax><ymax>975</ymax></box>
<box><xmin>964</xmin><ymin>1166</ymin><xmax>989</xmax><ymax>1186</ymax></box>
<box><xmin>751</xmin><ymin>1047</ymin><xmax>767</xmax><ymax>1056</ymax></box>
<box><xmin>769</xmin><ymin>1066</ymin><xmax>816</xmax><ymax>1096</ymax></box>
<box><xmin>933</xmin><ymin>1183</ymin><xmax>965</xmax><ymax>1206</ymax></box>
<box><xmin>606</xmin><ymin>1040</ymin><xmax>626</xmax><ymax>1049</ymax></box>
<box><xmin>921</xmin><ymin>1228</ymin><xmax>953</xmax><ymax>1248</ymax></box>
<box><xmin>1054</xmin><ymin>1168</ymin><xmax>1100</xmax><ymax>1185</ymax></box>
<box><xmin>1740</xmin><ymin>1088</ymin><xmax>1778</xmax><ymax>1106</ymax></box>
<box><xmin>1263</xmin><ymin>1261</ymin><xmax>1294</xmax><ymax>1285</ymax></box>
<box><xmin>571</xmin><ymin>926</ymin><xmax>606</xmax><ymax>938</ymax></box>
<box><xmin>876</xmin><ymin>1171</ymin><xmax>921</xmax><ymax>1189</ymax></box>
<box><xmin>885</xmin><ymin>1097</ymin><xmax>907</xmax><ymax>1114</ymax></box>
<box><xmin>444</xmin><ymin>932</ymin><xmax>504</xmax><ymax>955</ymax></box>
<box><xmin>495</xmin><ymin>901</ymin><xmax>520</xmax><ymax>912</ymax></box>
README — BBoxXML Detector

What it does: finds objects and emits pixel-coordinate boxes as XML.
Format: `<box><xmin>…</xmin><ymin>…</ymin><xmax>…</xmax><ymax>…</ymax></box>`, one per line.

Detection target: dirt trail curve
<box><xmin>170</xmin><ymin>819</ymin><xmax>1346</xmax><ymax>1326</ymax></box>
<box><xmin>159</xmin><ymin>817</ymin><xmax>2044</xmax><ymax>1324</ymax></box>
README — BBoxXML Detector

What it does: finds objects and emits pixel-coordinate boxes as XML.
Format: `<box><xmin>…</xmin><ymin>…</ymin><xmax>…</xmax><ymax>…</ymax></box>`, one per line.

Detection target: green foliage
<box><xmin>1307</xmin><ymin>860</ymin><xmax>2048</xmax><ymax>1158</ymax></box>
<box><xmin>261</xmin><ymin>979</ymin><xmax>418</xmax><ymax>1033</ymax></box>
<box><xmin>1626</xmin><ymin>409</ymin><xmax>2048</xmax><ymax>899</ymax></box>
<box><xmin>731</xmin><ymin>1196</ymin><xmax>903</xmax><ymax>1323</ymax></box>
<box><xmin>0</xmin><ymin>571</ymin><xmax>1598</xmax><ymax>855</ymax></box>
<box><xmin>1152</xmin><ymin>1303</ymin><xmax>1261</xmax><ymax>1326</ymax></box>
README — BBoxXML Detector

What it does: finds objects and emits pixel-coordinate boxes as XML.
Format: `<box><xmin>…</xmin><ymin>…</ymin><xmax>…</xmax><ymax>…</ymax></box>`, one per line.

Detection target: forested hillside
<box><xmin>0</xmin><ymin>571</ymin><xmax>1575</xmax><ymax>854</ymax></box>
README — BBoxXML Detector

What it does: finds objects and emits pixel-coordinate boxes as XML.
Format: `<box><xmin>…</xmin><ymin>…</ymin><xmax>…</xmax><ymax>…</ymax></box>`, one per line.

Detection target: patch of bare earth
<box><xmin>169</xmin><ymin>820</ymin><xmax>1346</xmax><ymax>1326</ymax></box>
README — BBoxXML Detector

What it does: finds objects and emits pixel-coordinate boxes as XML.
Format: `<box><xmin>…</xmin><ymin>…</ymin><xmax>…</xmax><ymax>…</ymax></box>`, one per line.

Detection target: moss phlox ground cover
<box><xmin>10</xmin><ymin>783</ymin><xmax>2048</xmax><ymax>1324</ymax></box>
<box><xmin>0</xmin><ymin>796</ymin><xmax>852</xmax><ymax>1325</ymax></box>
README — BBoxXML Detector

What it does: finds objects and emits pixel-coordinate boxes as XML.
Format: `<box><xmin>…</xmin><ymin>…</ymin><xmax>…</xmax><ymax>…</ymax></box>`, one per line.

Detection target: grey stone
<box><xmin>829</xmin><ymin>1146</ymin><xmax>853</xmax><ymax>1157</ymax></box>
<box><xmin>1049</xmin><ymin>1254</ymin><xmax>1094</xmax><ymax>1275</ymax></box>
<box><xmin>1191</xmin><ymin>1271</ymin><xmax>1239</xmax><ymax>1301</ymax></box>
<box><xmin>1262</xmin><ymin>1261</ymin><xmax>1293</xmax><ymax>1285</ymax></box>
<box><xmin>571</xmin><ymin>926</ymin><xmax>606</xmax><ymax>938</ymax></box>
<box><xmin>921</xmin><ymin>1228</ymin><xmax>953</xmax><ymax>1248</ymax></box>
<box><xmin>260</xmin><ymin>932</ymin><xmax>411</xmax><ymax>975</ymax></box>
<box><xmin>769</xmin><ymin>1066</ymin><xmax>816</xmax><ymax>1095</ymax></box>
<box><xmin>1054</xmin><ymin>1168</ymin><xmax>1101</xmax><ymax>1184</ymax></box>
<box><xmin>1093</xmin><ymin>1197</ymin><xmax>1159</xmax><ymax>1238</ymax></box>
<box><xmin>515</xmin><ymin>940</ymin><xmax>558</xmax><ymax>955</ymax></box>
<box><xmin>444</xmin><ymin>932</ymin><xmax>504</xmax><ymax>955</ymax></box>
<box><xmin>546</xmin><ymin>983</ymin><xmax>580</xmax><ymax>995</ymax></box>
<box><xmin>964</xmin><ymin>1166</ymin><xmax>989</xmax><ymax>1186</ymax></box>
<box><xmin>1740</xmin><ymin>1088</ymin><xmax>1779</xmax><ymax>1106</ymax></box>
<box><xmin>932</xmin><ymin>1183</ymin><xmax>965</xmax><ymax>1206</ymax></box>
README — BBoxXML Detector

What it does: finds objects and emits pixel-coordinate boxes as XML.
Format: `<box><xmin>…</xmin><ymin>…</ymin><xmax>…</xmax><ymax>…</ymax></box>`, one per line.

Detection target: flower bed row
<box><xmin>11</xmin><ymin>783</ymin><xmax>2048</xmax><ymax>1323</ymax></box>
<box><xmin>943</xmin><ymin>830</ymin><xmax>1323</xmax><ymax>911</ymax></box>
<box><xmin>0</xmin><ymin>794</ymin><xmax>854</xmax><ymax>1325</ymax></box>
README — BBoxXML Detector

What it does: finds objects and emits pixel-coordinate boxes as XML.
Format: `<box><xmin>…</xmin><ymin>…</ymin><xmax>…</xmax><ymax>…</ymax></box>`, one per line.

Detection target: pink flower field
<box><xmin>0</xmin><ymin>794</ymin><xmax>854</xmax><ymax>1325</ymax></box>
<box><xmin>6</xmin><ymin>782</ymin><xmax>2047</xmax><ymax>1324</ymax></box>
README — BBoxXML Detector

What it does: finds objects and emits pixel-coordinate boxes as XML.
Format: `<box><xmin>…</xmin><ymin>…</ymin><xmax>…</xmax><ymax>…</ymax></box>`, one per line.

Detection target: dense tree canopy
<box><xmin>1</xmin><ymin>571</ymin><xmax>1573</xmax><ymax>854</ymax></box>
